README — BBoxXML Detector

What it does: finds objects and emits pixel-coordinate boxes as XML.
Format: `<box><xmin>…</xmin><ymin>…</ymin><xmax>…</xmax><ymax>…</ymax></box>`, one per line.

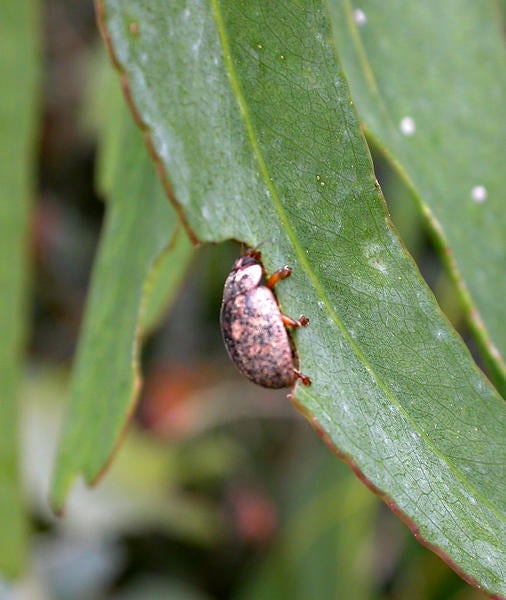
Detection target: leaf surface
<box><xmin>50</xmin><ymin>87</ymin><xmax>194</xmax><ymax>509</ymax></box>
<box><xmin>67</xmin><ymin>1</ymin><xmax>506</xmax><ymax>594</ymax></box>
<box><xmin>329</xmin><ymin>0</ymin><xmax>506</xmax><ymax>388</ymax></box>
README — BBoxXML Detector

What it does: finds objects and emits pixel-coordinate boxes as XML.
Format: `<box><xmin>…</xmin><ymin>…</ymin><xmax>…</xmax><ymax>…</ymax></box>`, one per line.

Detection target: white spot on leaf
<box><xmin>400</xmin><ymin>116</ymin><xmax>416</xmax><ymax>136</ymax></box>
<box><xmin>435</xmin><ymin>329</ymin><xmax>445</xmax><ymax>340</ymax></box>
<box><xmin>353</xmin><ymin>9</ymin><xmax>367</xmax><ymax>26</ymax></box>
<box><xmin>471</xmin><ymin>185</ymin><xmax>487</xmax><ymax>203</ymax></box>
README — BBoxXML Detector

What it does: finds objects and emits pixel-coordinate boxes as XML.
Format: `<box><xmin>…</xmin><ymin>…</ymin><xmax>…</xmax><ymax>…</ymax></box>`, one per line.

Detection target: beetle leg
<box><xmin>281</xmin><ymin>314</ymin><xmax>309</xmax><ymax>328</ymax></box>
<box><xmin>266</xmin><ymin>266</ymin><xmax>292</xmax><ymax>288</ymax></box>
<box><xmin>293</xmin><ymin>369</ymin><xmax>311</xmax><ymax>386</ymax></box>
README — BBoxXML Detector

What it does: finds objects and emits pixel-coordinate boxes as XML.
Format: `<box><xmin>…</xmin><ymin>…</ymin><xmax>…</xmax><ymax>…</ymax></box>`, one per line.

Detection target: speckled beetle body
<box><xmin>220</xmin><ymin>250</ymin><xmax>310</xmax><ymax>389</ymax></box>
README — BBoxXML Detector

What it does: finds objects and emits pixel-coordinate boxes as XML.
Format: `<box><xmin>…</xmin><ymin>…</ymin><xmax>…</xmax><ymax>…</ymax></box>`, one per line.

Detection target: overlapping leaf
<box><xmin>329</xmin><ymin>0</ymin><xmax>506</xmax><ymax>389</ymax></box>
<box><xmin>51</xmin><ymin>1</ymin><xmax>506</xmax><ymax>595</ymax></box>
<box><xmin>50</xmin><ymin>87</ymin><xmax>194</xmax><ymax>509</ymax></box>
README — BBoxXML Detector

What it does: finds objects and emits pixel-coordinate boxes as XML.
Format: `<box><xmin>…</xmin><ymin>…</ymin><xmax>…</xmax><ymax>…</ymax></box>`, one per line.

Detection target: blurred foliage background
<box><xmin>0</xmin><ymin>1</ymin><xmax>497</xmax><ymax>599</ymax></box>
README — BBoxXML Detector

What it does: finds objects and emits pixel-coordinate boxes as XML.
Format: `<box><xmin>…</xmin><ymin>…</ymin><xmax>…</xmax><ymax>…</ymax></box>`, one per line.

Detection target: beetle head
<box><xmin>223</xmin><ymin>253</ymin><xmax>263</xmax><ymax>301</ymax></box>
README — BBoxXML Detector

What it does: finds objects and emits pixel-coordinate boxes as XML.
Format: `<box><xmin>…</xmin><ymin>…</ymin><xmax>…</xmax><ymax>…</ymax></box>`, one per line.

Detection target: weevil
<box><xmin>220</xmin><ymin>249</ymin><xmax>311</xmax><ymax>389</ymax></box>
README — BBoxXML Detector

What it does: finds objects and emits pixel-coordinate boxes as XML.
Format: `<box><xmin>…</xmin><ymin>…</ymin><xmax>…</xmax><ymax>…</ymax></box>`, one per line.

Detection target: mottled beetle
<box><xmin>220</xmin><ymin>249</ymin><xmax>311</xmax><ymax>389</ymax></box>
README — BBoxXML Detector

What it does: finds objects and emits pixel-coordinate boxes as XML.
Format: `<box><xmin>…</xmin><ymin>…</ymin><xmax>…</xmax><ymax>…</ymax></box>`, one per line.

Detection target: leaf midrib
<box><xmin>210</xmin><ymin>0</ymin><xmax>505</xmax><ymax>525</ymax></box>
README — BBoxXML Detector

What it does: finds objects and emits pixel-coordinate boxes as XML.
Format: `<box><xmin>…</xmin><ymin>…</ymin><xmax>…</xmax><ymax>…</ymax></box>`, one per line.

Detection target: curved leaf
<box><xmin>0</xmin><ymin>0</ymin><xmax>39</xmax><ymax>578</ymax></box>
<box><xmin>50</xmin><ymin>86</ymin><xmax>194</xmax><ymax>510</ymax></box>
<box><xmin>329</xmin><ymin>0</ymin><xmax>506</xmax><ymax>389</ymax></box>
<box><xmin>140</xmin><ymin>227</ymin><xmax>194</xmax><ymax>335</ymax></box>
<box><xmin>88</xmin><ymin>0</ymin><xmax>506</xmax><ymax>595</ymax></box>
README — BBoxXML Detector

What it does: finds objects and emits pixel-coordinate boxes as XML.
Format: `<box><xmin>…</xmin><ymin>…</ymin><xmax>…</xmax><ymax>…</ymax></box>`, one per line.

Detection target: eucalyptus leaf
<box><xmin>140</xmin><ymin>227</ymin><xmax>194</xmax><ymax>335</ymax></box>
<box><xmin>329</xmin><ymin>0</ymin><xmax>506</xmax><ymax>389</ymax></box>
<box><xmin>58</xmin><ymin>0</ymin><xmax>506</xmax><ymax>594</ymax></box>
<box><xmin>50</xmin><ymin>91</ymin><xmax>193</xmax><ymax>509</ymax></box>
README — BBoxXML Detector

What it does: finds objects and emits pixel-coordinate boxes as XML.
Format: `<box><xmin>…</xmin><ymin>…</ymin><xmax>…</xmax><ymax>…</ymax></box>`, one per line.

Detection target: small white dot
<box><xmin>471</xmin><ymin>185</ymin><xmax>487</xmax><ymax>203</ymax></box>
<box><xmin>354</xmin><ymin>9</ymin><xmax>367</xmax><ymax>26</ymax></box>
<box><xmin>400</xmin><ymin>116</ymin><xmax>416</xmax><ymax>136</ymax></box>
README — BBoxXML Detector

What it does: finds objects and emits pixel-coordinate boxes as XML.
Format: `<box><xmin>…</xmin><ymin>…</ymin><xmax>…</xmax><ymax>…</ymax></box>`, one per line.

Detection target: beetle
<box><xmin>220</xmin><ymin>249</ymin><xmax>311</xmax><ymax>389</ymax></box>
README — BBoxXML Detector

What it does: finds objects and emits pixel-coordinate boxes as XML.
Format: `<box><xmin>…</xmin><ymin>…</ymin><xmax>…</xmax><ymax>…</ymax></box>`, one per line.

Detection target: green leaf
<box><xmin>50</xmin><ymin>86</ymin><xmax>194</xmax><ymax>510</ymax></box>
<box><xmin>329</xmin><ymin>0</ymin><xmax>506</xmax><ymax>389</ymax></box>
<box><xmin>0</xmin><ymin>0</ymin><xmax>39</xmax><ymax>578</ymax></box>
<box><xmin>140</xmin><ymin>227</ymin><xmax>194</xmax><ymax>335</ymax></box>
<box><xmin>92</xmin><ymin>0</ymin><xmax>506</xmax><ymax>595</ymax></box>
